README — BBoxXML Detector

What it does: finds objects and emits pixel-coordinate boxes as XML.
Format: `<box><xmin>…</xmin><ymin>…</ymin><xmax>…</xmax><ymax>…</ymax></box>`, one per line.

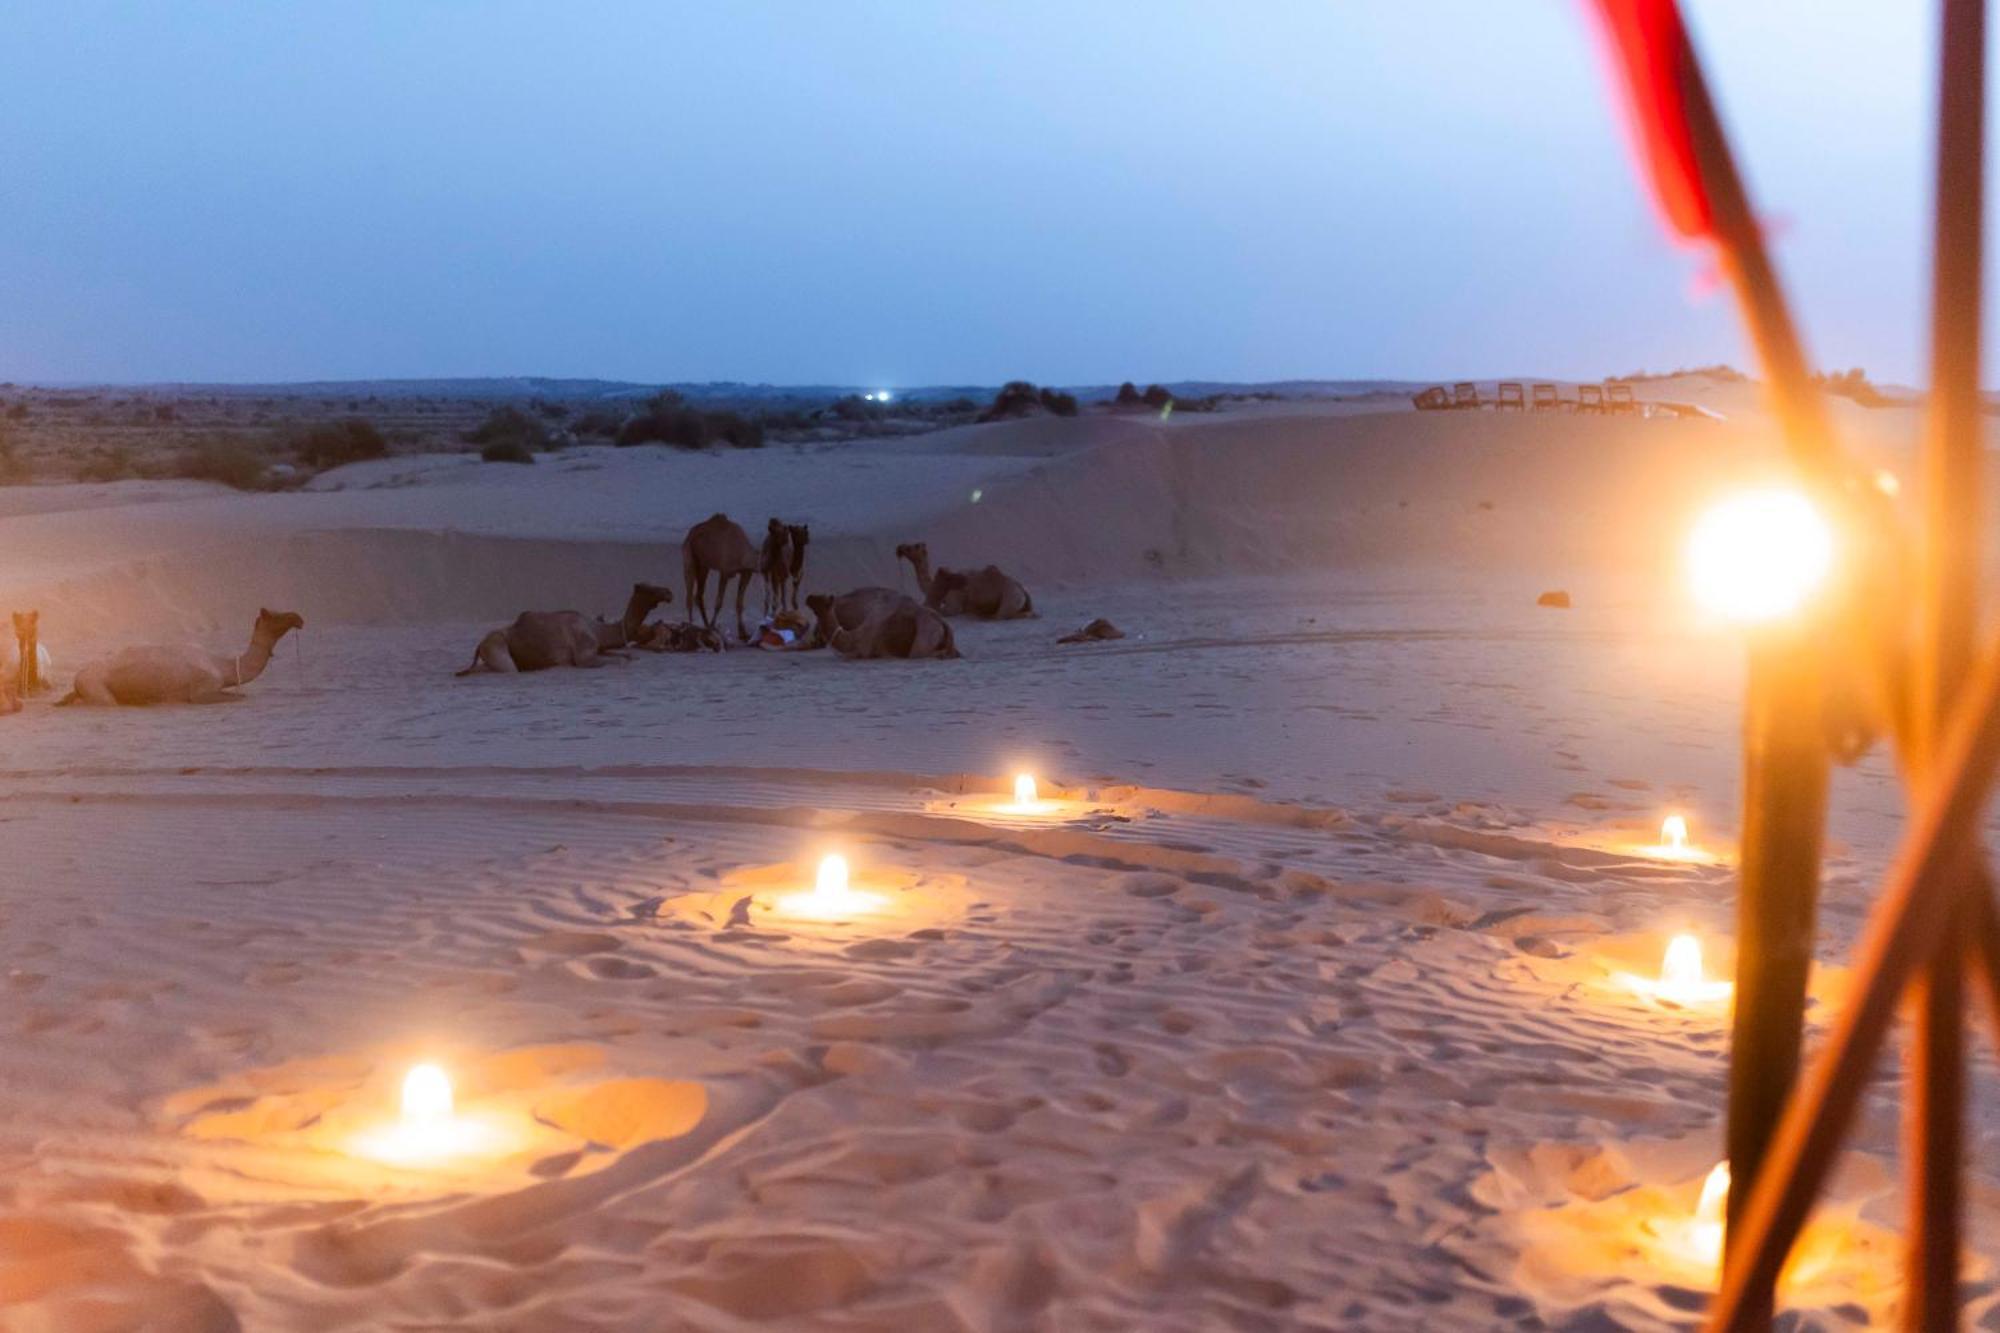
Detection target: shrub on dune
<box><xmin>291</xmin><ymin>418</ymin><xmax>387</xmax><ymax>469</ymax></box>
<box><xmin>480</xmin><ymin>439</ymin><xmax>536</xmax><ymax>464</ymax></box>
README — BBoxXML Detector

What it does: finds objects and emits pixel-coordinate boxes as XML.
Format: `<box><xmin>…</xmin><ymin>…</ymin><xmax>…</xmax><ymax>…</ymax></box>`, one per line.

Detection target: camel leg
<box><xmin>733</xmin><ymin>572</ymin><xmax>751</xmax><ymax>641</ymax></box>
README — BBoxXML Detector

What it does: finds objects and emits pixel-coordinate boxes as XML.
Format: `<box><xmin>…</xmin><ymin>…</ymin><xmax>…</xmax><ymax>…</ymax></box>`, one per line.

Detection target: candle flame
<box><xmin>816</xmin><ymin>853</ymin><xmax>850</xmax><ymax>901</ymax></box>
<box><xmin>1689</xmin><ymin>1160</ymin><xmax>1731</xmax><ymax>1269</ymax></box>
<box><xmin>1014</xmin><ymin>773</ymin><xmax>1038</xmax><ymax>807</ymax></box>
<box><xmin>1659</xmin><ymin>934</ymin><xmax>1704</xmax><ymax>1000</ymax></box>
<box><xmin>1661</xmin><ymin>814</ymin><xmax>1688</xmax><ymax>853</ymax></box>
<box><xmin>402</xmin><ymin>1064</ymin><xmax>452</xmax><ymax>1125</ymax></box>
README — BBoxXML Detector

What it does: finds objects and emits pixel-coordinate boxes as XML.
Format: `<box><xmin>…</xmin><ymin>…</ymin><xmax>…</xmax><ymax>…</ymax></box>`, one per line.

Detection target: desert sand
<box><xmin>1</xmin><ymin>386</ymin><xmax>1996</xmax><ymax>1330</ymax></box>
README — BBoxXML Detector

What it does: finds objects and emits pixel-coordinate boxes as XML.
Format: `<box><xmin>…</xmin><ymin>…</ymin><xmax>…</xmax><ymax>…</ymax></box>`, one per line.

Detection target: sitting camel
<box><xmin>593</xmin><ymin>583</ymin><xmax>674</xmax><ymax>650</ymax></box>
<box><xmin>806</xmin><ymin>590</ymin><xmax>959</xmax><ymax>660</ymax></box>
<box><xmin>4</xmin><ymin>610</ymin><xmax>51</xmax><ymax>697</ymax></box>
<box><xmin>61</xmin><ymin>608</ymin><xmax>305</xmax><ymax>705</ymax></box>
<box><xmin>759</xmin><ymin>518</ymin><xmax>793</xmax><ymax>619</ymax></box>
<box><xmin>895</xmin><ymin>542</ymin><xmax>1034</xmax><ymax>619</ymax></box>
<box><xmin>683</xmin><ymin>513</ymin><xmax>759</xmax><ymax>641</ymax></box>
<box><xmin>458</xmin><ymin>611</ymin><xmax>621</xmax><ymax>676</ymax></box>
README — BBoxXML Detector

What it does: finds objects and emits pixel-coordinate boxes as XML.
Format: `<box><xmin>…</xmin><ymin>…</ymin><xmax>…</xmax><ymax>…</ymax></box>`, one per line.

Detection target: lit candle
<box><xmin>1661</xmin><ymin>814</ymin><xmax>1689</xmax><ymax>856</ymax></box>
<box><xmin>776</xmin><ymin>852</ymin><xmax>885</xmax><ymax>919</ymax></box>
<box><xmin>1014</xmin><ymin>773</ymin><xmax>1038</xmax><ymax>807</ymax></box>
<box><xmin>1689</xmin><ymin>1161</ymin><xmax>1731</xmax><ymax>1269</ymax></box>
<box><xmin>403</xmin><ymin>1064</ymin><xmax>453</xmax><ymax>1126</ymax></box>
<box><xmin>1654</xmin><ymin>933</ymin><xmax>1731</xmax><ymax>1005</ymax></box>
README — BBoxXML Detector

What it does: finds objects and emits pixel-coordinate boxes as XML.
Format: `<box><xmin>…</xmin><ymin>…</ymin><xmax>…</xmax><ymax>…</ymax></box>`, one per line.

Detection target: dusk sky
<box><xmin>0</xmin><ymin>3</ymin><xmax>1960</xmax><ymax>386</ymax></box>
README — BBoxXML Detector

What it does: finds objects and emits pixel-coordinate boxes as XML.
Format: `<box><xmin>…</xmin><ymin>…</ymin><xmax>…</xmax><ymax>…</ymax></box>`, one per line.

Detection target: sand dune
<box><xmin>2</xmin><ymin>397</ymin><xmax>1995</xmax><ymax>1329</ymax></box>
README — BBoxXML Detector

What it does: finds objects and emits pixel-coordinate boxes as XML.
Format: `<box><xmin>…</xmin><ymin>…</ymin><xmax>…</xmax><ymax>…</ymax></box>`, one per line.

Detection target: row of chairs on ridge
<box><xmin>1411</xmin><ymin>381</ymin><xmax>1636</xmax><ymax>413</ymax></box>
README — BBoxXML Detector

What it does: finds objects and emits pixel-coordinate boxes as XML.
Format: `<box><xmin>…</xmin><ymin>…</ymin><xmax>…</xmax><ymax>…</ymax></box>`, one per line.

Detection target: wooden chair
<box><xmin>1410</xmin><ymin>386</ymin><xmax>1450</xmax><ymax>411</ymax></box>
<box><xmin>1531</xmin><ymin>382</ymin><xmax>1560</xmax><ymax>411</ymax></box>
<box><xmin>1451</xmin><ymin>381</ymin><xmax>1480</xmax><ymax>410</ymax></box>
<box><xmin>1607</xmin><ymin>382</ymin><xmax>1636</xmax><ymax>414</ymax></box>
<box><xmin>1576</xmin><ymin>384</ymin><xmax>1604</xmax><ymax>413</ymax></box>
<box><xmin>1495</xmin><ymin>382</ymin><xmax>1525</xmax><ymax>410</ymax></box>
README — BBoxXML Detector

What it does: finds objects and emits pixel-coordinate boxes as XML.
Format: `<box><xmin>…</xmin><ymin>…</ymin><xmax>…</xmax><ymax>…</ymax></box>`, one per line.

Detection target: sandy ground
<box><xmin>2</xmin><ymin>393</ymin><xmax>1998</xmax><ymax>1330</ymax></box>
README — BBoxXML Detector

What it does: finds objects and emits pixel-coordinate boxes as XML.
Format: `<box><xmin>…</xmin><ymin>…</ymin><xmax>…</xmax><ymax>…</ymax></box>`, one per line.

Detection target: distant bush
<box><xmin>0</xmin><ymin>429</ymin><xmax>23</xmax><ymax>484</ymax></box>
<box><xmin>533</xmin><ymin>399</ymin><xmax>569</xmax><ymax>420</ymax></box>
<box><xmin>1038</xmin><ymin>388</ymin><xmax>1078</xmax><ymax>417</ymax></box>
<box><xmin>480</xmin><ymin>438</ymin><xmax>537</xmax><ymax>464</ymax></box>
<box><xmin>1814</xmin><ymin>366</ymin><xmax>1891</xmax><ymax>408</ymax></box>
<box><xmin>172</xmin><ymin>437</ymin><xmax>274</xmax><ymax>490</ymax></box>
<box><xmin>291</xmin><ymin>417</ymin><xmax>387</xmax><ymax>469</ymax></box>
<box><xmin>464</xmin><ymin>405</ymin><xmax>551</xmax><ymax>454</ymax></box>
<box><xmin>571</xmin><ymin>408</ymin><xmax>625</xmax><ymax>437</ymax></box>
<box><xmin>616</xmin><ymin>391</ymin><xmax>763</xmax><ymax>449</ymax></box>
<box><xmin>1141</xmin><ymin>384</ymin><xmax>1173</xmax><ymax>409</ymax></box>
<box><xmin>5</xmin><ymin>402</ymin><xmax>26</xmax><ymax>421</ymax></box>
<box><xmin>1115</xmin><ymin>382</ymin><xmax>1143</xmax><ymax>406</ymax></box>
<box><xmin>830</xmin><ymin>394</ymin><xmax>881</xmax><ymax>423</ymax></box>
<box><xmin>76</xmin><ymin>446</ymin><xmax>138</xmax><ymax>484</ymax></box>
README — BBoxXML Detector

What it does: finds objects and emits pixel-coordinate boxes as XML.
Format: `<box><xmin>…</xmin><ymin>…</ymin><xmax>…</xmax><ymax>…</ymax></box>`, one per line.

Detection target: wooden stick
<box><xmin>1709</xmin><ymin>632</ymin><xmax>2000</xmax><ymax>1329</ymax></box>
<box><xmin>1909</xmin><ymin>1</ymin><xmax>1986</xmax><ymax>1323</ymax></box>
<box><xmin>1724</xmin><ymin>631</ymin><xmax>1829</xmax><ymax>1329</ymax></box>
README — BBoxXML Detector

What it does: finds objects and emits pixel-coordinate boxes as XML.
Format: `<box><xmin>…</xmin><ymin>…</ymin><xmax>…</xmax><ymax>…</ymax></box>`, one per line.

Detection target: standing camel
<box><xmin>60</xmin><ymin>608</ymin><xmax>305</xmax><ymax>705</ymax></box>
<box><xmin>682</xmin><ymin>513</ymin><xmax>759</xmax><ymax>641</ymax></box>
<box><xmin>4</xmin><ymin>610</ymin><xmax>50</xmax><ymax>698</ymax></box>
<box><xmin>759</xmin><ymin>518</ymin><xmax>793</xmax><ymax>619</ymax></box>
<box><xmin>784</xmin><ymin>523</ymin><xmax>810</xmax><ymax>611</ymax></box>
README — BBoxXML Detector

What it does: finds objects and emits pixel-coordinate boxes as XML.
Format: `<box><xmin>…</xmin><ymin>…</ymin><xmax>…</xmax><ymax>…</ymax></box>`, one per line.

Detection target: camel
<box><xmin>759</xmin><ymin>519</ymin><xmax>793</xmax><ymax>619</ymax></box>
<box><xmin>895</xmin><ymin>542</ymin><xmax>1034</xmax><ymax>619</ymax></box>
<box><xmin>60</xmin><ymin>608</ymin><xmax>304</xmax><ymax>706</ymax></box>
<box><xmin>593</xmin><ymin>583</ymin><xmax>674</xmax><ymax>650</ymax></box>
<box><xmin>806</xmin><ymin>589</ymin><xmax>959</xmax><ymax>660</ymax></box>
<box><xmin>682</xmin><ymin>513</ymin><xmax>759</xmax><ymax>641</ymax></box>
<box><xmin>4</xmin><ymin>610</ymin><xmax>50</xmax><ymax>697</ymax></box>
<box><xmin>784</xmin><ymin>523</ymin><xmax>810</xmax><ymax>610</ymax></box>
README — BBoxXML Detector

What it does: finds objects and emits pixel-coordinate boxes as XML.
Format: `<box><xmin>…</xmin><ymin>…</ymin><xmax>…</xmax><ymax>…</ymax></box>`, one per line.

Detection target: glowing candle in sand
<box><xmin>1688</xmin><ymin>489</ymin><xmax>1834</xmax><ymax>623</ymax></box>
<box><xmin>777</xmin><ymin>853</ymin><xmax>886</xmax><ymax>919</ymax></box>
<box><xmin>1656</xmin><ymin>933</ymin><xmax>1731</xmax><ymax>1005</ymax></box>
<box><xmin>1689</xmin><ymin>1161</ymin><xmax>1731</xmax><ymax>1270</ymax></box>
<box><xmin>351</xmin><ymin>1060</ymin><xmax>505</xmax><ymax>1165</ymax></box>
<box><xmin>1014</xmin><ymin>773</ymin><xmax>1038</xmax><ymax>807</ymax></box>
<box><xmin>403</xmin><ymin>1063</ymin><xmax>453</xmax><ymax>1126</ymax></box>
<box><xmin>1661</xmin><ymin>814</ymin><xmax>1689</xmax><ymax>856</ymax></box>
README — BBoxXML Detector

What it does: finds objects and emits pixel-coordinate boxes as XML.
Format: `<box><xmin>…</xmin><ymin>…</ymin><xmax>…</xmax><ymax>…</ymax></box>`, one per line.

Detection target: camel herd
<box><xmin>1</xmin><ymin>512</ymin><xmax>1036</xmax><ymax>709</ymax></box>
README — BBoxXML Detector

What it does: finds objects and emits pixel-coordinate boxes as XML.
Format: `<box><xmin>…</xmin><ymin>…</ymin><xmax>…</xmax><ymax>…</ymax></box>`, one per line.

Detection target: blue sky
<box><xmin>0</xmin><ymin>3</ymin><xmax>1958</xmax><ymax>385</ymax></box>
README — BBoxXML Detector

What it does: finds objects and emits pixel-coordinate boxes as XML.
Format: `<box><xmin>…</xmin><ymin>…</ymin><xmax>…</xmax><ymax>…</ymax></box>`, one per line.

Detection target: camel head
<box><xmin>787</xmin><ymin>523</ymin><xmax>809</xmax><ymax>551</ymax></box>
<box><xmin>630</xmin><ymin>582</ymin><xmax>672</xmax><ymax>615</ymax></box>
<box><xmin>805</xmin><ymin>593</ymin><xmax>836</xmax><ymax>644</ymax></box>
<box><xmin>767</xmin><ymin>516</ymin><xmax>786</xmax><ymax>536</ymax></box>
<box><xmin>894</xmin><ymin>542</ymin><xmax>927</xmax><ymax>564</ymax></box>
<box><xmin>256</xmin><ymin>608</ymin><xmax>306</xmax><ymax>642</ymax></box>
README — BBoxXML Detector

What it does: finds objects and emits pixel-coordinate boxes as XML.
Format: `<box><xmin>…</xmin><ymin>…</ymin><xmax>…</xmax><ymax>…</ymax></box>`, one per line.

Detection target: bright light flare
<box><xmin>1014</xmin><ymin>773</ymin><xmax>1038</xmax><ymax>806</ymax></box>
<box><xmin>1687</xmin><ymin>489</ymin><xmax>1835</xmax><ymax>623</ymax></box>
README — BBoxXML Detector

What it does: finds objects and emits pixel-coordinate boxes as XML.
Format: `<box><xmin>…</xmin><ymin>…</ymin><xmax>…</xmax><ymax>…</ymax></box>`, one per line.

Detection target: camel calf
<box><xmin>759</xmin><ymin>518</ymin><xmax>793</xmax><ymax>619</ymax></box>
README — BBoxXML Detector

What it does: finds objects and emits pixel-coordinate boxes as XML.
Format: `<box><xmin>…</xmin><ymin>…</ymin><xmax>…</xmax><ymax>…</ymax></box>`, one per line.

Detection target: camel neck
<box><xmin>229</xmin><ymin>630</ymin><xmax>283</xmax><ymax>686</ymax></box>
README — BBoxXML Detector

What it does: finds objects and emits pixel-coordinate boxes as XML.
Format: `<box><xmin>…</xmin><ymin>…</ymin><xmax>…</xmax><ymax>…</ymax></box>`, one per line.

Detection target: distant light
<box><xmin>970</xmin><ymin>489</ymin><xmax>983</xmax><ymax>504</ymax></box>
<box><xmin>1687</xmin><ymin>489</ymin><xmax>1834</xmax><ymax>622</ymax></box>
